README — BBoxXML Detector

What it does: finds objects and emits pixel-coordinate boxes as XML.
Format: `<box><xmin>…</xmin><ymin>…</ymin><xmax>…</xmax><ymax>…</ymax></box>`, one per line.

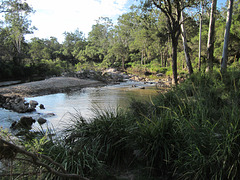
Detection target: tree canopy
<box><xmin>0</xmin><ymin>0</ymin><xmax>239</xmax><ymax>80</ymax></box>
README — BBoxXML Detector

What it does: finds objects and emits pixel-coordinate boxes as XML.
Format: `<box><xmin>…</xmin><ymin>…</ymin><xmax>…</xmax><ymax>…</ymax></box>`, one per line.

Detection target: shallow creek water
<box><xmin>0</xmin><ymin>81</ymin><xmax>158</xmax><ymax>132</ymax></box>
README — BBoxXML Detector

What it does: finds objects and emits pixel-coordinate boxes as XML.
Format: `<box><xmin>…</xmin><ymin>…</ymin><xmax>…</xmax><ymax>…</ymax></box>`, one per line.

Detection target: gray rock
<box><xmin>11</xmin><ymin>116</ymin><xmax>36</xmax><ymax>130</ymax></box>
<box><xmin>0</xmin><ymin>95</ymin><xmax>37</xmax><ymax>113</ymax></box>
<box><xmin>14</xmin><ymin>97</ymin><xmax>22</xmax><ymax>104</ymax></box>
<box><xmin>37</xmin><ymin>117</ymin><xmax>47</xmax><ymax>125</ymax></box>
<box><xmin>39</xmin><ymin>104</ymin><xmax>45</xmax><ymax>109</ymax></box>
<box><xmin>29</xmin><ymin>100</ymin><xmax>38</xmax><ymax>109</ymax></box>
<box><xmin>156</xmin><ymin>73</ymin><xmax>164</xmax><ymax>77</ymax></box>
<box><xmin>44</xmin><ymin>113</ymin><xmax>55</xmax><ymax>118</ymax></box>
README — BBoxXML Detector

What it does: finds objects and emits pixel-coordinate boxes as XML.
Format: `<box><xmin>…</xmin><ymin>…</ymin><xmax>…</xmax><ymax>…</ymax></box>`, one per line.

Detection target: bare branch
<box><xmin>0</xmin><ymin>138</ymin><xmax>89</xmax><ymax>180</ymax></box>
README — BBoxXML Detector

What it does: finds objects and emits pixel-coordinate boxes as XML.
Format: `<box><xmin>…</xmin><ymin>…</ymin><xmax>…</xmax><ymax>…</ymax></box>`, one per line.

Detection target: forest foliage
<box><xmin>0</xmin><ymin>0</ymin><xmax>239</xmax><ymax>81</ymax></box>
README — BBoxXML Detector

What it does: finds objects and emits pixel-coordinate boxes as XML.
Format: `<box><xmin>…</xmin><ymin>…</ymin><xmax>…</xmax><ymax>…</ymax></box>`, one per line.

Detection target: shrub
<box><xmin>4</xmin><ymin>70</ymin><xmax>240</xmax><ymax>179</ymax></box>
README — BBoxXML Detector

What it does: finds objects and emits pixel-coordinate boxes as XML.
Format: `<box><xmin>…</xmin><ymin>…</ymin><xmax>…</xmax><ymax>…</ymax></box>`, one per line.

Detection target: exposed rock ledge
<box><xmin>0</xmin><ymin>77</ymin><xmax>106</xmax><ymax>97</ymax></box>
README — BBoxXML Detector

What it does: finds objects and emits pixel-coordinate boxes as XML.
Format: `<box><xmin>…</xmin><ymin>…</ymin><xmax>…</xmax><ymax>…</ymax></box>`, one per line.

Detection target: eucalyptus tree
<box><xmin>206</xmin><ymin>0</ymin><xmax>217</xmax><ymax>72</ymax></box>
<box><xmin>62</xmin><ymin>29</ymin><xmax>87</xmax><ymax>64</ymax></box>
<box><xmin>47</xmin><ymin>36</ymin><xmax>63</xmax><ymax>60</ymax></box>
<box><xmin>28</xmin><ymin>37</ymin><xmax>46</xmax><ymax>62</ymax></box>
<box><xmin>105</xmin><ymin>13</ymin><xmax>134</xmax><ymax>70</ymax></box>
<box><xmin>107</xmin><ymin>39</ymin><xmax>129</xmax><ymax>69</ymax></box>
<box><xmin>129</xmin><ymin>4</ymin><xmax>169</xmax><ymax>67</ymax></box>
<box><xmin>180</xmin><ymin>10</ymin><xmax>193</xmax><ymax>75</ymax></box>
<box><xmin>0</xmin><ymin>26</ymin><xmax>14</xmax><ymax>79</ymax></box>
<box><xmin>3</xmin><ymin>0</ymin><xmax>35</xmax><ymax>65</ymax></box>
<box><xmin>0</xmin><ymin>25</ymin><xmax>13</xmax><ymax>59</ymax></box>
<box><xmin>221</xmin><ymin>0</ymin><xmax>234</xmax><ymax>72</ymax></box>
<box><xmin>147</xmin><ymin>0</ymin><xmax>197</xmax><ymax>84</ymax></box>
<box><xmin>129</xmin><ymin>5</ymin><xmax>152</xmax><ymax>65</ymax></box>
<box><xmin>131</xmin><ymin>26</ymin><xmax>150</xmax><ymax>65</ymax></box>
<box><xmin>86</xmin><ymin>17</ymin><xmax>113</xmax><ymax>63</ymax></box>
<box><xmin>152</xmin><ymin>10</ymin><xmax>170</xmax><ymax>67</ymax></box>
<box><xmin>213</xmin><ymin>0</ymin><xmax>239</xmax><ymax>65</ymax></box>
<box><xmin>28</xmin><ymin>36</ymin><xmax>62</xmax><ymax>63</ymax></box>
<box><xmin>229</xmin><ymin>0</ymin><xmax>240</xmax><ymax>62</ymax></box>
<box><xmin>198</xmin><ymin>0</ymin><xmax>204</xmax><ymax>71</ymax></box>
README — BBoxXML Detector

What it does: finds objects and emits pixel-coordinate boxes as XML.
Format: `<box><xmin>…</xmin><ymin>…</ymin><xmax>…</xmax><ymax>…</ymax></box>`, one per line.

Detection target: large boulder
<box><xmin>10</xmin><ymin>116</ymin><xmax>36</xmax><ymax>130</ymax></box>
<box><xmin>102</xmin><ymin>68</ymin><xmax>117</xmax><ymax>74</ymax></box>
<box><xmin>37</xmin><ymin>117</ymin><xmax>47</xmax><ymax>125</ymax></box>
<box><xmin>39</xmin><ymin>104</ymin><xmax>45</xmax><ymax>109</ymax></box>
<box><xmin>101</xmin><ymin>68</ymin><xmax>127</xmax><ymax>82</ymax></box>
<box><xmin>0</xmin><ymin>94</ymin><xmax>5</xmax><ymax>105</ymax></box>
<box><xmin>0</xmin><ymin>95</ymin><xmax>38</xmax><ymax>113</ymax></box>
<box><xmin>29</xmin><ymin>100</ymin><xmax>38</xmax><ymax>109</ymax></box>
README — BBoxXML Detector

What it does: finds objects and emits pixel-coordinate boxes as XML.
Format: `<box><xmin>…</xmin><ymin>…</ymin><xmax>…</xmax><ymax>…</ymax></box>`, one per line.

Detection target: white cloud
<box><xmin>25</xmin><ymin>0</ymin><xmax>132</xmax><ymax>42</ymax></box>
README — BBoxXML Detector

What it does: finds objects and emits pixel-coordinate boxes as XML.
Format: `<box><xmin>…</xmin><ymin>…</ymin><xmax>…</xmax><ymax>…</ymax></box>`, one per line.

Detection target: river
<box><xmin>0</xmin><ymin>80</ymin><xmax>158</xmax><ymax>132</ymax></box>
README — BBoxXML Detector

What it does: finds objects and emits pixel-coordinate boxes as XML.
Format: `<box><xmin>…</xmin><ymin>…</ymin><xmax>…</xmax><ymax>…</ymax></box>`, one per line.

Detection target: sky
<box><xmin>25</xmin><ymin>0</ymin><xmax>226</xmax><ymax>43</ymax></box>
<box><xmin>25</xmin><ymin>0</ymin><xmax>137</xmax><ymax>42</ymax></box>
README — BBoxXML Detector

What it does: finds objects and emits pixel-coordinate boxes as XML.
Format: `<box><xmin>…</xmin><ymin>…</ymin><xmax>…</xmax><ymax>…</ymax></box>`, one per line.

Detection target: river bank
<box><xmin>0</xmin><ymin>67</ymin><xmax>174</xmax><ymax>98</ymax></box>
<box><xmin>0</xmin><ymin>69</ymin><xmax>171</xmax><ymax>116</ymax></box>
<box><xmin>0</xmin><ymin>77</ymin><xmax>106</xmax><ymax>97</ymax></box>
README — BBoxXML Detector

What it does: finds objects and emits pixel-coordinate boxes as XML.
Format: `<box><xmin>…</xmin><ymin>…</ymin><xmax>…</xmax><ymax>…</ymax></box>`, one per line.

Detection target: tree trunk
<box><xmin>171</xmin><ymin>37</ymin><xmax>178</xmax><ymax>84</ymax></box>
<box><xmin>122</xmin><ymin>56</ymin><xmax>125</xmax><ymax>70</ymax></box>
<box><xmin>181</xmin><ymin>11</ymin><xmax>193</xmax><ymax>75</ymax></box>
<box><xmin>161</xmin><ymin>52</ymin><xmax>164</xmax><ymax>67</ymax></box>
<box><xmin>164</xmin><ymin>52</ymin><xmax>167</xmax><ymax>67</ymax></box>
<box><xmin>198</xmin><ymin>1</ymin><xmax>203</xmax><ymax>72</ymax></box>
<box><xmin>141</xmin><ymin>50</ymin><xmax>144</xmax><ymax>65</ymax></box>
<box><xmin>144</xmin><ymin>50</ymin><xmax>146</xmax><ymax>65</ymax></box>
<box><xmin>206</xmin><ymin>0</ymin><xmax>217</xmax><ymax>72</ymax></box>
<box><xmin>221</xmin><ymin>0</ymin><xmax>233</xmax><ymax>73</ymax></box>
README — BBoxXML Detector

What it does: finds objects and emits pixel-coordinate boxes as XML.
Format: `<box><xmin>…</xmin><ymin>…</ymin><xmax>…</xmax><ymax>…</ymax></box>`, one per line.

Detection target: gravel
<box><xmin>0</xmin><ymin>77</ymin><xmax>106</xmax><ymax>97</ymax></box>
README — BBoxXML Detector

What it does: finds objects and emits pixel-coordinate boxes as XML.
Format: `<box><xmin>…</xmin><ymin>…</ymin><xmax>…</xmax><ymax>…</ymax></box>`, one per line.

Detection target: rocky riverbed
<box><xmin>0</xmin><ymin>77</ymin><xmax>106</xmax><ymax>97</ymax></box>
<box><xmin>0</xmin><ymin>69</ymin><xmax>176</xmax><ymax>131</ymax></box>
<box><xmin>0</xmin><ymin>77</ymin><xmax>107</xmax><ymax>131</ymax></box>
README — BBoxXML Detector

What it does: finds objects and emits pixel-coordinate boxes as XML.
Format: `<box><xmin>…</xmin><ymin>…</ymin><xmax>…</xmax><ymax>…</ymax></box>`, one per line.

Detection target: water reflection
<box><xmin>0</xmin><ymin>81</ymin><xmax>158</xmax><ymax>131</ymax></box>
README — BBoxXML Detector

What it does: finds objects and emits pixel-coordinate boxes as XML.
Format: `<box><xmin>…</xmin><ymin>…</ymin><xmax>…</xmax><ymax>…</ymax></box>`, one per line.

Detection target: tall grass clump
<box><xmin>41</xmin><ymin>107</ymin><xmax>138</xmax><ymax>179</ymax></box>
<box><xmin>128</xmin><ymin>70</ymin><xmax>240</xmax><ymax>179</ymax></box>
<box><xmin>66</xmin><ymin>107</ymin><xmax>136</xmax><ymax>168</ymax></box>
<box><xmin>28</xmin><ymin>70</ymin><xmax>240</xmax><ymax>179</ymax></box>
<box><xmin>168</xmin><ymin>71</ymin><xmax>240</xmax><ymax>179</ymax></box>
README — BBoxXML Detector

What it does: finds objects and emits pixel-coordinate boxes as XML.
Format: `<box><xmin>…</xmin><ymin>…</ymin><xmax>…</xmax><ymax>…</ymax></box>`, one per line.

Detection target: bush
<box><xmin>38</xmin><ymin>70</ymin><xmax>240</xmax><ymax>179</ymax></box>
<box><xmin>4</xmin><ymin>70</ymin><xmax>240</xmax><ymax>179</ymax></box>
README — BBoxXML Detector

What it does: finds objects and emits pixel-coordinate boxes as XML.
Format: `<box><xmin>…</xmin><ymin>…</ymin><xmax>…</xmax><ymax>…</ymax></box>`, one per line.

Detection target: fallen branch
<box><xmin>0</xmin><ymin>138</ymin><xmax>89</xmax><ymax>180</ymax></box>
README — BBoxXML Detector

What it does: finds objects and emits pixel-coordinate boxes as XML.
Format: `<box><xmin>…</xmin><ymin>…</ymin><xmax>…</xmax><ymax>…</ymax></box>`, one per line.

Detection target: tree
<box><xmin>197</xmin><ymin>0</ymin><xmax>211</xmax><ymax>72</ymax></box>
<box><xmin>180</xmin><ymin>10</ymin><xmax>194</xmax><ymax>75</ymax></box>
<box><xmin>129</xmin><ymin>5</ymin><xmax>161</xmax><ymax>66</ymax></box>
<box><xmin>228</xmin><ymin>0</ymin><xmax>240</xmax><ymax>62</ymax></box>
<box><xmin>62</xmin><ymin>29</ymin><xmax>87</xmax><ymax>64</ymax></box>
<box><xmin>3</xmin><ymin>0</ymin><xmax>35</xmax><ymax>65</ymax></box>
<box><xmin>198</xmin><ymin>0</ymin><xmax>204</xmax><ymax>71</ymax></box>
<box><xmin>221</xmin><ymin>0</ymin><xmax>234</xmax><ymax>72</ymax></box>
<box><xmin>105</xmin><ymin>13</ymin><xmax>133</xmax><ymax>70</ymax></box>
<box><xmin>28</xmin><ymin>37</ymin><xmax>62</xmax><ymax>63</ymax></box>
<box><xmin>28</xmin><ymin>37</ymin><xmax>46</xmax><ymax>62</ymax></box>
<box><xmin>87</xmin><ymin>17</ymin><xmax>113</xmax><ymax>63</ymax></box>
<box><xmin>206</xmin><ymin>0</ymin><xmax>217</xmax><ymax>72</ymax></box>
<box><xmin>150</xmin><ymin>0</ymin><xmax>194</xmax><ymax>84</ymax></box>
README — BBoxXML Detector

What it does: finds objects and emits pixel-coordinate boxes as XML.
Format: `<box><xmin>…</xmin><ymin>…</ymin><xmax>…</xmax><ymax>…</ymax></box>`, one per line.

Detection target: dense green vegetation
<box><xmin>1</xmin><ymin>0</ymin><xmax>240</xmax><ymax>179</ymax></box>
<box><xmin>0</xmin><ymin>0</ymin><xmax>239</xmax><ymax>81</ymax></box>
<box><xmin>2</xmin><ymin>69</ymin><xmax>240</xmax><ymax>179</ymax></box>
